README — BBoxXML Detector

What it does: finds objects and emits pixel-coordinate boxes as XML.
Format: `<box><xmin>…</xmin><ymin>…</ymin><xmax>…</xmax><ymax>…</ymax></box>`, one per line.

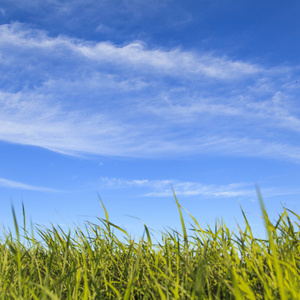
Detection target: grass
<box><xmin>0</xmin><ymin>190</ymin><xmax>300</xmax><ymax>299</ymax></box>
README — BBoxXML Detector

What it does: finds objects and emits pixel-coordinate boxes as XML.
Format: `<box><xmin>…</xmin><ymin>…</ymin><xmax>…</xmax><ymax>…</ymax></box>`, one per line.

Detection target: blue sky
<box><xmin>1</xmin><ymin>0</ymin><xmax>300</xmax><ymax>238</ymax></box>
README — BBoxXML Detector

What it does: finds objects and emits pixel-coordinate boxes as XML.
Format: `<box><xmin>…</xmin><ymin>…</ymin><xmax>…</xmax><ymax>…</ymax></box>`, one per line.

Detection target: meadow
<box><xmin>0</xmin><ymin>190</ymin><xmax>299</xmax><ymax>299</ymax></box>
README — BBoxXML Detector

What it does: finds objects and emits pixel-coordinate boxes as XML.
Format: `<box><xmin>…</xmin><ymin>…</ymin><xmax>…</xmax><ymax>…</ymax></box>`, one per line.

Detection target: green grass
<box><xmin>0</xmin><ymin>191</ymin><xmax>300</xmax><ymax>299</ymax></box>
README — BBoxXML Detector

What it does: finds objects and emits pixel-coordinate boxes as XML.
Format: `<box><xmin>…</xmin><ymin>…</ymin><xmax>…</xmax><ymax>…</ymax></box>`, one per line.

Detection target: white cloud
<box><xmin>98</xmin><ymin>177</ymin><xmax>300</xmax><ymax>199</ymax></box>
<box><xmin>0</xmin><ymin>22</ymin><xmax>300</xmax><ymax>162</ymax></box>
<box><xmin>1</xmin><ymin>89</ymin><xmax>300</xmax><ymax>161</ymax></box>
<box><xmin>99</xmin><ymin>177</ymin><xmax>255</xmax><ymax>198</ymax></box>
<box><xmin>0</xmin><ymin>91</ymin><xmax>133</xmax><ymax>157</ymax></box>
<box><xmin>0</xmin><ymin>177</ymin><xmax>59</xmax><ymax>192</ymax></box>
<box><xmin>0</xmin><ymin>23</ymin><xmax>262</xmax><ymax>80</ymax></box>
<box><xmin>75</xmin><ymin>41</ymin><xmax>261</xmax><ymax>79</ymax></box>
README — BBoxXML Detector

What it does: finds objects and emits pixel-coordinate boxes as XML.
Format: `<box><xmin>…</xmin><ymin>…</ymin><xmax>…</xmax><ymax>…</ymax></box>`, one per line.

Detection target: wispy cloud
<box><xmin>98</xmin><ymin>177</ymin><xmax>300</xmax><ymax>199</ymax></box>
<box><xmin>98</xmin><ymin>177</ymin><xmax>255</xmax><ymax>198</ymax></box>
<box><xmin>0</xmin><ymin>23</ymin><xmax>261</xmax><ymax>80</ymax></box>
<box><xmin>0</xmin><ymin>23</ymin><xmax>300</xmax><ymax>161</ymax></box>
<box><xmin>0</xmin><ymin>90</ymin><xmax>134</xmax><ymax>157</ymax></box>
<box><xmin>0</xmin><ymin>177</ymin><xmax>60</xmax><ymax>192</ymax></box>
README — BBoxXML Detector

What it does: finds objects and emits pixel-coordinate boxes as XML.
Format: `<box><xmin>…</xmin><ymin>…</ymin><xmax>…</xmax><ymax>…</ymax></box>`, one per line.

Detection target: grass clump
<box><xmin>0</xmin><ymin>192</ymin><xmax>300</xmax><ymax>299</ymax></box>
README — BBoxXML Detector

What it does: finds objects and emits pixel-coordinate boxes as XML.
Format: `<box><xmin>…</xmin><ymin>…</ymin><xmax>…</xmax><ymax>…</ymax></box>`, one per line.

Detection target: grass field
<box><xmin>0</xmin><ymin>190</ymin><xmax>299</xmax><ymax>299</ymax></box>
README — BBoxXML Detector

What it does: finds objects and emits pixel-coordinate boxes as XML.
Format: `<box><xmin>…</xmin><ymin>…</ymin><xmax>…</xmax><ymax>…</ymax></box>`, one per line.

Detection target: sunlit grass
<box><xmin>0</xmin><ymin>191</ymin><xmax>299</xmax><ymax>299</ymax></box>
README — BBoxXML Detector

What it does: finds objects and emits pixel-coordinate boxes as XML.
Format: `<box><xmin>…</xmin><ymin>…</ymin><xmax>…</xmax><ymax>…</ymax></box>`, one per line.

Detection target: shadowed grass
<box><xmin>0</xmin><ymin>191</ymin><xmax>300</xmax><ymax>299</ymax></box>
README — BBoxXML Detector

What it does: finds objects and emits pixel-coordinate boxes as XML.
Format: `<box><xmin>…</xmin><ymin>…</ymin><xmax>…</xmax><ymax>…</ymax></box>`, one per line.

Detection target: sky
<box><xmin>1</xmin><ymin>0</ymin><xmax>300</xmax><ymax>239</ymax></box>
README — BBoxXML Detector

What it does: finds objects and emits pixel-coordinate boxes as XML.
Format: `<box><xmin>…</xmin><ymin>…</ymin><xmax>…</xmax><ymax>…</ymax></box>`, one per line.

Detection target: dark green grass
<box><xmin>0</xmin><ymin>191</ymin><xmax>300</xmax><ymax>299</ymax></box>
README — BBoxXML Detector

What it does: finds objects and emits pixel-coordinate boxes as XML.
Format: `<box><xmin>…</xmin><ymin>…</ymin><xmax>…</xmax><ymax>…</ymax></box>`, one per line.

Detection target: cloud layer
<box><xmin>1</xmin><ymin>23</ymin><xmax>300</xmax><ymax>161</ymax></box>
